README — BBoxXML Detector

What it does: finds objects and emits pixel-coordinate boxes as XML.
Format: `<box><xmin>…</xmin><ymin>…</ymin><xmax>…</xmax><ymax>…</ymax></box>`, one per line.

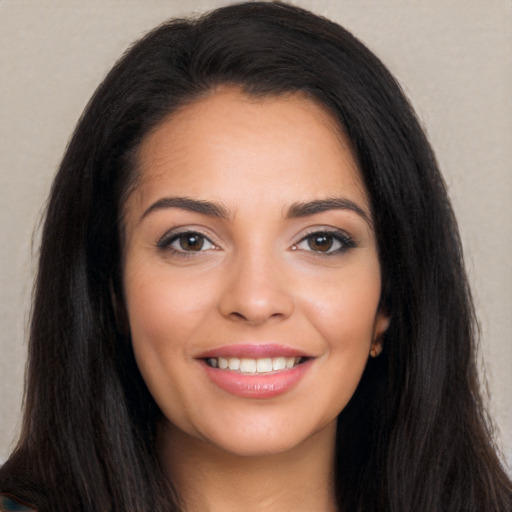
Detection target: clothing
<box><xmin>0</xmin><ymin>494</ymin><xmax>36</xmax><ymax>511</ymax></box>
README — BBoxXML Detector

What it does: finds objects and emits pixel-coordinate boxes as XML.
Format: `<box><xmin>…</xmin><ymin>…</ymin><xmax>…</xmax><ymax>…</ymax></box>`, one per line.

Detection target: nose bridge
<box><xmin>219</xmin><ymin>240</ymin><xmax>294</xmax><ymax>324</ymax></box>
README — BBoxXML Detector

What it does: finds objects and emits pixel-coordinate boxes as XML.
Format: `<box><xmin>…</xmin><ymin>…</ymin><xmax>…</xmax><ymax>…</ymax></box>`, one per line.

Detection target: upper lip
<box><xmin>196</xmin><ymin>343</ymin><xmax>314</xmax><ymax>359</ymax></box>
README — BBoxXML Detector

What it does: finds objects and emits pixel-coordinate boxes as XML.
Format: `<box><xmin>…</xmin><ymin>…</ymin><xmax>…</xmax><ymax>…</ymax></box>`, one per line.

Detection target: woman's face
<box><xmin>122</xmin><ymin>87</ymin><xmax>388</xmax><ymax>457</ymax></box>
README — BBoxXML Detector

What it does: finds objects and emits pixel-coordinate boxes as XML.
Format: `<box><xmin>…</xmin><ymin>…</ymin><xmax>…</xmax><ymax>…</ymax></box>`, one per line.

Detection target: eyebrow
<box><xmin>140</xmin><ymin>195</ymin><xmax>371</xmax><ymax>226</ymax></box>
<box><xmin>141</xmin><ymin>196</ymin><xmax>230</xmax><ymax>222</ymax></box>
<box><xmin>286</xmin><ymin>198</ymin><xmax>372</xmax><ymax>226</ymax></box>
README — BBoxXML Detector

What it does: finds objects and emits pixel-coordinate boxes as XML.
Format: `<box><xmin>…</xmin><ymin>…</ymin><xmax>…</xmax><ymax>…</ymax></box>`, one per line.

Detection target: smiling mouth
<box><xmin>205</xmin><ymin>356</ymin><xmax>308</xmax><ymax>374</ymax></box>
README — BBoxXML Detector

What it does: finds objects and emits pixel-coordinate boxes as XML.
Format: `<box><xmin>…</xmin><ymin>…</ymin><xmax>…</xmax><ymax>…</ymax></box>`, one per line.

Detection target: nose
<box><xmin>218</xmin><ymin>250</ymin><xmax>295</xmax><ymax>325</ymax></box>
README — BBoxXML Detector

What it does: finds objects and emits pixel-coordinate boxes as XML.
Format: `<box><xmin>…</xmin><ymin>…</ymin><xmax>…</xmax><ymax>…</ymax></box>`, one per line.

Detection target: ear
<box><xmin>370</xmin><ymin>309</ymin><xmax>390</xmax><ymax>358</ymax></box>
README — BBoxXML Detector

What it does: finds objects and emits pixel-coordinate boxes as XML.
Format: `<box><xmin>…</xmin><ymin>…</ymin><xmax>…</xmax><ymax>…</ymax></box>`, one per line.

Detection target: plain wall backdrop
<box><xmin>1</xmin><ymin>0</ymin><xmax>511</xmax><ymax>472</ymax></box>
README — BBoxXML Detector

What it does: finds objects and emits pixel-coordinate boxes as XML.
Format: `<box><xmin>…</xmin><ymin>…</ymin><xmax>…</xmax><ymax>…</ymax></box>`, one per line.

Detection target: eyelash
<box><xmin>157</xmin><ymin>230</ymin><xmax>218</xmax><ymax>255</ymax></box>
<box><xmin>292</xmin><ymin>229</ymin><xmax>356</xmax><ymax>255</ymax></box>
<box><xmin>157</xmin><ymin>229</ymin><xmax>355</xmax><ymax>256</ymax></box>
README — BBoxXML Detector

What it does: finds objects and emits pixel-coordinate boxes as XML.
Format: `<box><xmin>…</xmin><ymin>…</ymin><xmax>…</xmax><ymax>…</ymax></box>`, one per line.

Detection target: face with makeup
<box><xmin>122</xmin><ymin>87</ymin><xmax>389</xmax><ymax>458</ymax></box>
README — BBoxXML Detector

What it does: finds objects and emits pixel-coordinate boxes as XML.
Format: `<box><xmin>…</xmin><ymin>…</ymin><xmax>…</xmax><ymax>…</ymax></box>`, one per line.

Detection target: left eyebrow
<box><xmin>140</xmin><ymin>196</ymin><xmax>231</xmax><ymax>222</ymax></box>
<box><xmin>286</xmin><ymin>197</ymin><xmax>372</xmax><ymax>227</ymax></box>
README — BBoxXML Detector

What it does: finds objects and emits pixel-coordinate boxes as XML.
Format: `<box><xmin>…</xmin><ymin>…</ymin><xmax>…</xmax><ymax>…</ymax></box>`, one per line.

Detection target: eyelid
<box><xmin>292</xmin><ymin>227</ymin><xmax>356</xmax><ymax>254</ymax></box>
<box><xmin>155</xmin><ymin>225</ymin><xmax>355</xmax><ymax>254</ymax></box>
<box><xmin>156</xmin><ymin>227</ymin><xmax>219</xmax><ymax>251</ymax></box>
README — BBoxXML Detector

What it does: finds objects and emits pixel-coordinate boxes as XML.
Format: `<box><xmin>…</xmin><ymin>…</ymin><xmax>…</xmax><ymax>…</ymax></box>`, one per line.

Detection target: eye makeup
<box><xmin>292</xmin><ymin>228</ymin><xmax>356</xmax><ymax>255</ymax></box>
<box><xmin>155</xmin><ymin>223</ymin><xmax>356</xmax><ymax>261</ymax></box>
<box><xmin>156</xmin><ymin>228</ymin><xmax>218</xmax><ymax>256</ymax></box>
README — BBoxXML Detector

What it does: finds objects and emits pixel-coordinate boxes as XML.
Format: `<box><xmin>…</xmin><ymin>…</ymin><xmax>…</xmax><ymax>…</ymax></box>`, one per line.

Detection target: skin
<box><xmin>122</xmin><ymin>86</ymin><xmax>389</xmax><ymax>511</ymax></box>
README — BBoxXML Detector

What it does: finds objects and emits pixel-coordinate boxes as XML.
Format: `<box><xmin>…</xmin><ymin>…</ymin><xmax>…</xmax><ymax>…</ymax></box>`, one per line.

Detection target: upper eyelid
<box><xmin>293</xmin><ymin>227</ymin><xmax>356</xmax><ymax>252</ymax></box>
<box><xmin>157</xmin><ymin>226</ymin><xmax>218</xmax><ymax>244</ymax></box>
<box><xmin>155</xmin><ymin>225</ymin><xmax>355</xmax><ymax>249</ymax></box>
<box><xmin>157</xmin><ymin>229</ymin><xmax>218</xmax><ymax>250</ymax></box>
<box><xmin>293</xmin><ymin>226</ymin><xmax>354</xmax><ymax>243</ymax></box>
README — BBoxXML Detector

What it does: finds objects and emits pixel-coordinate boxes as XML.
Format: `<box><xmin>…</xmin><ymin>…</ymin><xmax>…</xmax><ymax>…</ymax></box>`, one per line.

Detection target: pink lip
<box><xmin>198</xmin><ymin>345</ymin><xmax>314</xmax><ymax>398</ymax></box>
<box><xmin>203</xmin><ymin>361</ymin><xmax>312</xmax><ymax>398</ymax></box>
<box><xmin>196</xmin><ymin>343</ymin><xmax>311</xmax><ymax>359</ymax></box>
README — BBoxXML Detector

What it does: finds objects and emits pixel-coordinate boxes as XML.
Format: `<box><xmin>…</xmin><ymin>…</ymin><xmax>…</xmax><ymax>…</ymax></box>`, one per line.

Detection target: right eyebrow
<box><xmin>139</xmin><ymin>196</ymin><xmax>231</xmax><ymax>223</ymax></box>
<box><xmin>286</xmin><ymin>197</ymin><xmax>372</xmax><ymax>228</ymax></box>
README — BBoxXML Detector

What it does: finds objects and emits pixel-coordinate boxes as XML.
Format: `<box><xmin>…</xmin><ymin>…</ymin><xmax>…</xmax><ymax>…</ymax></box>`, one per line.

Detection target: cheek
<box><xmin>301</xmin><ymin>259</ymin><xmax>383</xmax><ymax>349</ymax></box>
<box><xmin>122</xmin><ymin>264</ymin><xmax>213</xmax><ymax>399</ymax></box>
<box><xmin>122</xmin><ymin>264</ymin><xmax>219</xmax><ymax>425</ymax></box>
<box><xmin>300</xmin><ymin>266</ymin><xmax>382</xmax><ymax>420</ymax></box>
<box><xmin>124</xmin><ymin>262</ymin><xmax>215</xmax><ymax>345</ymax></box>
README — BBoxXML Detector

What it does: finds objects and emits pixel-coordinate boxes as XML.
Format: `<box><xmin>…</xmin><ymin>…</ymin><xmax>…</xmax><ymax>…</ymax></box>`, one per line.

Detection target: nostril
<box><xmin>230</xmin><ymin>311</ymin><xmax>248</xmax><ymax>321</ymax></box>
<box><xmin>228</xmin><ymin>310</ymin><xmax>287</xmax><ymax>324</ymax></box>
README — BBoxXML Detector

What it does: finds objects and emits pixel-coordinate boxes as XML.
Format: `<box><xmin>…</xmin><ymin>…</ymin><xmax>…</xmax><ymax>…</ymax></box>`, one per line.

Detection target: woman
<box><xmin>1</xmin><ymin>2</ymin><xmax>510</xmax><ymax>511</ymax></box>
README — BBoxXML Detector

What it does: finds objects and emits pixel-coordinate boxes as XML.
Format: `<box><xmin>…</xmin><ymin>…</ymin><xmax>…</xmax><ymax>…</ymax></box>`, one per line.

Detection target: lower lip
<box><xmin>202</xmin><ymin>359</ymin><xmax>313</xmax><ymax>398</ymax></box>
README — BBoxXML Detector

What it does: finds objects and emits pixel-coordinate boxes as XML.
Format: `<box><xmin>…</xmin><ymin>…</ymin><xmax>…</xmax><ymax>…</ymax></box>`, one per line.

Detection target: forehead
<box><xmin>130</xmin><ymin>86</ymin><xmax>369</xmax><ymax>215</ymax></box>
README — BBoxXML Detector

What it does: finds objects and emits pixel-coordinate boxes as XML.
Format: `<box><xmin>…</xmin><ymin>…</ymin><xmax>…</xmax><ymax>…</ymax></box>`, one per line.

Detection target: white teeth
<box><xmin>208</xmin><ymin>356</ymin><xmax>304</xmax><ymax>373</ymax></box>
<box><xmin>273</xmin><ymin>357</ymin><xmax>287</xmax><ymax>370</ymax></box>
<box><xmin>256</xmin><ymin>358</ymin><xmax>273</xmax><ymax>373</ymax></box>
<box><xmin>228</xmin><ymin>357</ymin><xmax>240</xmax><ymax>370</ymax></box>
<box><xmin>240</xmin><ymin>358</ymin><xmax>257</xmax><ymax>373</ymax></box>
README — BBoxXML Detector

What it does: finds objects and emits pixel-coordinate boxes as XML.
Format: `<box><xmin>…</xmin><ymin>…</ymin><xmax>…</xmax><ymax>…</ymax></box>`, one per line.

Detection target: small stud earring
<box><xmin>370</xmin><ymin>345</ymin><xmax>380</xmax><ymax>358</ymax></box>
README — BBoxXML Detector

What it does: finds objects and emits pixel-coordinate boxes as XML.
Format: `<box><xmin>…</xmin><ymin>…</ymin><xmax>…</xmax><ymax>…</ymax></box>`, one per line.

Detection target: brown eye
<box><xmin>308</xmin><ymin>233</ymin><xmax>334</xmax><ymax>252</ymax></box>
<box><xmin>158</xmin><ymin>231</ymin><xmax>216</xmax><ymax>253</ymax></box>
<box><xmin>293</xmin><ymin>230</ymin><xmax>355</xmax><ymax>255</ymax></box>
<box><xmin>179</xmin><ymin>233</ymin><xmax>206</xmax><ymax>251</ymax></box>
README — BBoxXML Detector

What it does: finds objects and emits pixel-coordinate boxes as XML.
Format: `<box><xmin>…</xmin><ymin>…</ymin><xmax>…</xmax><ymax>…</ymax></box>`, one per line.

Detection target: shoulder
<box><xmin>0</xmin><ymin>493</ymin><xmax>37</xmax><ymax>511</ymax></box>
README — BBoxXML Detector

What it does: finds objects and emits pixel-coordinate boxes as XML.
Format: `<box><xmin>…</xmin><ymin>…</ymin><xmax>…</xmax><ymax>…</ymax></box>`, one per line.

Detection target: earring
<box><xmin>369</xmin><ymin>345</ymin><xmax>381</xmax><ymax>358</ymax></box>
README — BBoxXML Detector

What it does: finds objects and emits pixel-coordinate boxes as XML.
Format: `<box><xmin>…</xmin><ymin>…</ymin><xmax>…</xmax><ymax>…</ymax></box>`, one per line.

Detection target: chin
<box><xmin>188</xmin><ymin>415</ymin><xmax>338</xmax><ymax>460</ymax></box>
<box><xmin>208</xmin><ymin>435</ymin><xmax>301</xmax><ymax>458</ymax></box>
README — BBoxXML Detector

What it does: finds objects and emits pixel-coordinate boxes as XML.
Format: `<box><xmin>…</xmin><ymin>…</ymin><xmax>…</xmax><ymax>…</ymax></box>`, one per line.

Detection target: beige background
<box><xmin>1</xmin><ymin>0</ymin><xmax>511</xmax><ymax>472</ymax></box>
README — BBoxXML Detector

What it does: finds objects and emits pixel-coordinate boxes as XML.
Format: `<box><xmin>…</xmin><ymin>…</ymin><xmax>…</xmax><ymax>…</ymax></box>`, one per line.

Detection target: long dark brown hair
<box><xmin>1</xmin><ymin>2</ymin><xmax>510</xmax><ymax>511</ymax></box>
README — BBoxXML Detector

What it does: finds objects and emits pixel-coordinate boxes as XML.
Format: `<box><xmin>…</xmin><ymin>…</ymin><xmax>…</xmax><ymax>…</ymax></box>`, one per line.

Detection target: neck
<box><xmin>158</xmin><ymin>421</ymin><xmax>338</xmax><ymax>512</ymax></box>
